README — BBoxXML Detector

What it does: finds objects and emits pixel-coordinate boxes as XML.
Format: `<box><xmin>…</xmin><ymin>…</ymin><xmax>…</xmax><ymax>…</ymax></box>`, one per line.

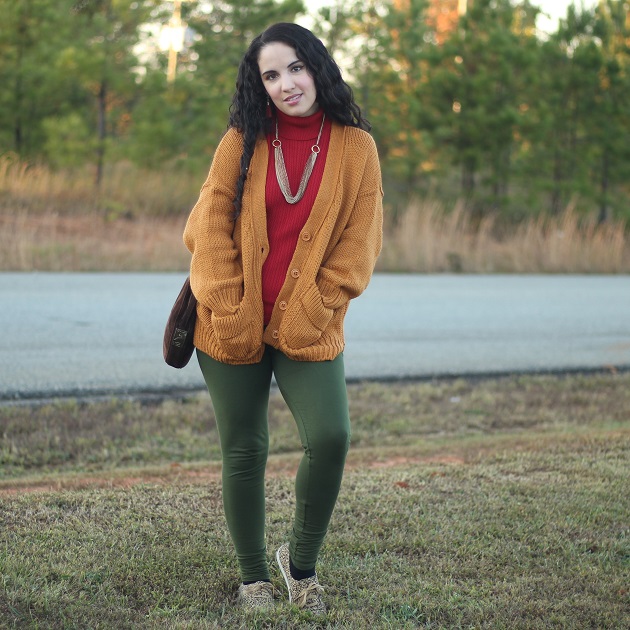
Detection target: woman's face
<box><xmin>258</xmin><ymin>42</ymin><xmax>319</xmax><ymax>117</ymax></box>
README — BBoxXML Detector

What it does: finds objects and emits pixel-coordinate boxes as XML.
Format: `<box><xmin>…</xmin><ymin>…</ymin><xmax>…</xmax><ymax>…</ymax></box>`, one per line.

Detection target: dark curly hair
<box><xmin>228</xmin><ymin>22</ymin><xmax>370</xmax><ymax>219</ymax></box>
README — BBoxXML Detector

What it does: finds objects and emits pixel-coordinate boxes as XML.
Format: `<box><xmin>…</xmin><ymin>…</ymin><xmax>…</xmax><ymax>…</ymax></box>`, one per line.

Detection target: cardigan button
<box><xmin>291</xmin><ymin>268</ymin><xmax>300</xmax><ymax>279</ymax></box>
<box><xmin>301</xmin><ymin>232</ymin><xmax>311</xmax><ymax>241</ymax></box>
<box><xmin>272</xmin><ymin>330</ymin><xmax>279</xmax><ymax>339</ymax></box>
<box><xmin>279</xmin><ymin>301</ymin><xmax>287</xmax><ymax>310</ymax></box>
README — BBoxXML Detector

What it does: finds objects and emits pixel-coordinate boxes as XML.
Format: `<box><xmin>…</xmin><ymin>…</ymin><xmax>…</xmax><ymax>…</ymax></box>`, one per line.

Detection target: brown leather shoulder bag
<box><xmin>163</xmin><ymin>276</ymin><xmax>197</xmax><ymax>368</ymax></box>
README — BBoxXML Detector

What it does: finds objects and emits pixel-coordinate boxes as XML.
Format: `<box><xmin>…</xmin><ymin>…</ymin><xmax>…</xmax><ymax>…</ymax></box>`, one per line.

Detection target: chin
<box><xmin>284</xmin><ymin>108</ymin><xmax>307</xmax><ymax>117</ymax></box>
<box><xmin>278</xmin><ymin>101</ymin><xmax>317</xmax><ymax>117</ymax></box>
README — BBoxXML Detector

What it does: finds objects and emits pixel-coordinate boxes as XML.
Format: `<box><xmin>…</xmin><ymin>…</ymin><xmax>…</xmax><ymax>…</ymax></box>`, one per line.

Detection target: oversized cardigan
<box><xmin>183</xmin><ymin>121</ymin><xmax>383</xmax><ymax>364</ymax></box>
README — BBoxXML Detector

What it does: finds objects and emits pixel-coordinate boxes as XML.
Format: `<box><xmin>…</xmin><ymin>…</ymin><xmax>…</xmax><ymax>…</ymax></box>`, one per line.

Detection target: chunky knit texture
<box><xmin>183</xmin><ymin>121</ymin><xmax>383</xmax><ymax>364</ymax></box>
<box><xmin>263</xmin><ymin>109</ymin><xmax>331</xmax><ymax>325</ymax></box>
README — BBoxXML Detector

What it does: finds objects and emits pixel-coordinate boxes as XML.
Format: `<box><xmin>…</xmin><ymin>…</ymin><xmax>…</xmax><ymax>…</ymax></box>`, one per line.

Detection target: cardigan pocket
<box><xmin>282</xmin><ymin>283</ymin><xmax>334</xmax><ymax>350</ymax></box>
<box><xmin>210</xmin><ymin>306</ymin><xmax>255</xmax><ymax>357</ymax></box>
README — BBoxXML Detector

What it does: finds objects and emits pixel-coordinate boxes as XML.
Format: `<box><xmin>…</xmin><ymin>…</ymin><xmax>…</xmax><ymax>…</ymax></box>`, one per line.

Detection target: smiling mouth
<box><xmin>284</xmin><ymin>94</ymin><xmax>302</xmax><ymax>103</ymax></box>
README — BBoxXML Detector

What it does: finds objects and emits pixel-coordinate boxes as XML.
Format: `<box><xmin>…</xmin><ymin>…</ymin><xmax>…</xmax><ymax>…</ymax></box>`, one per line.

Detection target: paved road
<box><xmin>1</xmin><ymin>273</ymin><xmax>629</xmax><ymax>401</ymax></box>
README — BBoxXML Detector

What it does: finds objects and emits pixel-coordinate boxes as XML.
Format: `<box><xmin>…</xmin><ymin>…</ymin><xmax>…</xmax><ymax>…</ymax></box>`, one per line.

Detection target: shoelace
<box><xmin>295</xmin><ymin>582</ymin><xmax>325</xmax><ymax>608</ymax></box>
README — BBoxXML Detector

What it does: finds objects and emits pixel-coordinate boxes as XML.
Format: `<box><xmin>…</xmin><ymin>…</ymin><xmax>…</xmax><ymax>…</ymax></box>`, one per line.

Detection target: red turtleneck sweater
<box><xmin>263</xmin><ymin>109</ymin><xmax>331</xmax><ymax>325</ymax></box>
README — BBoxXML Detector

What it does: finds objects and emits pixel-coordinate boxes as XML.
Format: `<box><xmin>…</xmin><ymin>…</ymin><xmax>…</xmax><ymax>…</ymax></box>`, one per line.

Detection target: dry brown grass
<box><xmin>0</xmin><ymin>212</ymin><xmax>190</xmax><ymax>272</ymax></box>
<box><xmin>1</xmin><ymin>156</ymin><xmax>628</xmax><ymax>273</ymax></box>
<box><xmin>0</xmin><ymin>155</ymin><xmax>96</xmax><ymax>214</ymax></box>
<box><xmin>0</xmin><ymin>154</ymin><xmax>199</xmax><ymax>217</ymax></box>
<box><xmin>0</xmin><ymin>155</ymin><xmax>195</xmax><ymax>271</ymax></box>
<box><xmin>378</xmin><ymin>199</ymin><xmax>630</xmax><ymax>273</ymax></box>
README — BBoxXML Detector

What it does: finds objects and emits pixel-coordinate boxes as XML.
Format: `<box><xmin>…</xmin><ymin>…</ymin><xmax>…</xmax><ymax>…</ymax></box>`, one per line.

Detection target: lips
<box><xmin>284</xmin><ymin>94</ymin><xmax>302</xmax><ymax>104</ymax></box>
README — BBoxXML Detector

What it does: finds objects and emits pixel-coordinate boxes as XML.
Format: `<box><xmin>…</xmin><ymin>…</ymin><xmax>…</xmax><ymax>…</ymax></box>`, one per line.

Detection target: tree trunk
<box><xmin>95</xmin><ymin>79</ymin><xmax>107</xmax><ymax>189</ymax></box>
<box><xmin>492</xmin><ymin>145</ymin><xmax>510</xmax><ymax>208</ymax></box>
<box><xmin>14</xmin><ymin>67</ymin><xmax>23</xmax><ymax>154</ymax></box>
<box><xmin>598</xmin><ymin>147</ymin><xmax>609</xmax><ymax>224</ymax></box>
<box><xmin>551</xmin><ymin>144</ymin><xmax>563</xmax><ymax>216</ymax></box>
<box><xmin>14</xmin><ymin>11</ymin><xmax>25</xmax><ymax>154</ymax></box>
<box><xmin>462</xmin><ymin>159</ymin><xmax>475</xmax><ymax>196</ymax></box>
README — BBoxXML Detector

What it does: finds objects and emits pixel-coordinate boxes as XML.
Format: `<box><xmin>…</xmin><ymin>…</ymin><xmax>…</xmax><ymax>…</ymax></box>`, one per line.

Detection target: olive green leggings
<box><xmin>197</xmin><ymin>346</ymin><xmax>350</xmax><ymax>583</ymax></box>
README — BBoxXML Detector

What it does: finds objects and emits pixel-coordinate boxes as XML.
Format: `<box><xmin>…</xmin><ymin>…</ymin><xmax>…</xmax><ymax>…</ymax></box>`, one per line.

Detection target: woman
<box><xmin>183</xmin><ymin>22</ymin><xmax>383</xmax><ymax>615</ymax></box>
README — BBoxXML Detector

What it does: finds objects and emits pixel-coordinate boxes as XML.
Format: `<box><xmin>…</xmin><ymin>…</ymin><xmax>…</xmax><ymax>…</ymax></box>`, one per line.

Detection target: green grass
<box><xmin>1</xmin><ymin>372</ymin><xmax>629</xmax><ymax>628</ymax></box>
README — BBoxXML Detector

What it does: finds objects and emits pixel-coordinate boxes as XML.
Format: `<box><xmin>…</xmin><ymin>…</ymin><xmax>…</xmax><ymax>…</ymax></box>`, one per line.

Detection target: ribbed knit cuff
<box><xmin>316</xmin><ymin>278</ymin><xmax>347</xmax><ymax>311</ymax></box>
<box><xmin>204</xmin><ymin>285</ymin><xmax>243</xmax><ymax>318</ymax></box>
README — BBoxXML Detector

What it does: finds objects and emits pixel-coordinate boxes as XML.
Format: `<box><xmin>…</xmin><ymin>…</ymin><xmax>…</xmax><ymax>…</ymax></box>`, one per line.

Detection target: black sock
<box><xmin>243</xmin><ymin>579</ymin><xmax>271</xmax><ymax>585</ymax></box>
<box><xmin>289</xmin><ymin>558</ymin><xmax>316</xmax><ymax>580</ymax></box>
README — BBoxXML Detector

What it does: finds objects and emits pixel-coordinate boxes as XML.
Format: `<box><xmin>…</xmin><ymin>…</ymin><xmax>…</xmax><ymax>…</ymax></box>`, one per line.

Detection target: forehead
<box><xmin>258</xmin><ymin>42</ymin><xmax>300</xmax><ymax>73</ymax></box>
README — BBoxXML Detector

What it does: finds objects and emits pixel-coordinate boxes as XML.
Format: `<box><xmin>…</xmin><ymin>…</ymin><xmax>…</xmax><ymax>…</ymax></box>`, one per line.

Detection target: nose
<box><xmin>281</xmin><ymin>71</ymin><xmax>295</xmax><ymax>92</ymax></box>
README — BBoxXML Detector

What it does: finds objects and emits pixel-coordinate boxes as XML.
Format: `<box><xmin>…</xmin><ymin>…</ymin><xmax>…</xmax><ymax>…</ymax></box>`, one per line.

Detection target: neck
<box><xmin>275</xmin><ymin>109</ymin><xmax>325</xmax><ymax>140</ymax></box>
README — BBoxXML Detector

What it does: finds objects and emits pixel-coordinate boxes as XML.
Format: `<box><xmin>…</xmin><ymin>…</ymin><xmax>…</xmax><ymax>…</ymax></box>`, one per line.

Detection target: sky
<box><xmin>533</xmin><ymin>0</ymin><xmax>600</xmax><ymax>32</ymax></box>
<box><xmin>298</xmin><ymin>0</ymin><xmax>601</xmax><ymax>34</ymax></box>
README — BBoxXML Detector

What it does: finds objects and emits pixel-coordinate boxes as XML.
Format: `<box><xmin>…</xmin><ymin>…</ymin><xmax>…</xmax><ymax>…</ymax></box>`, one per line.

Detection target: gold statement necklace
<box><xmin>273</xmin><ymin>114</ymin><xmax>325</xmax><ymax>204</ymax></box>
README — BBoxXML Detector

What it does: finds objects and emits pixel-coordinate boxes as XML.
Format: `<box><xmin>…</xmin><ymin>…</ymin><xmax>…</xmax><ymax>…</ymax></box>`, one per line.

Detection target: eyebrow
<box><xmin>260</xmin><ymin>59</ymin><xmax>302</xmax><ymax>77</ymax></box>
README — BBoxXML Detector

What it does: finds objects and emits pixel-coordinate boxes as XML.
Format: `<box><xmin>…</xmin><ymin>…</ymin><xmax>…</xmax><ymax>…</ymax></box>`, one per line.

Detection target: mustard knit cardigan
<box><xmin>183</xmin><ymin>121</ymin><xmax>383</xmax><ymax>365</ymax></box>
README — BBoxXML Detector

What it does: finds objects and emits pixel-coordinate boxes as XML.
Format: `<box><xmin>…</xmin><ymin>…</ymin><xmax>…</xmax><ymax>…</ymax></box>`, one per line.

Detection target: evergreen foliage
<box><xmin>0</xmin><ymin>0</ymin><xmax>628</xmax><ymax>219</ymax></box>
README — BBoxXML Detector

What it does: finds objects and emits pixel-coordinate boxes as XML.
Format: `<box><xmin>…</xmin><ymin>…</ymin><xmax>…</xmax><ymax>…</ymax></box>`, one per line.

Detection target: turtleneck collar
<box><xmin>274</xmin><ymin>108</ymin><xmax>325</xmax><ymax>141</ymax></box>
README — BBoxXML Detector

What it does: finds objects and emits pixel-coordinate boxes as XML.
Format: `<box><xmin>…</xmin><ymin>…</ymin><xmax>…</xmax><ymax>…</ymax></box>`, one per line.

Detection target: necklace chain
<box><xmin>273</xmin><ymin>114</ymin><xmax>325</xmax><ymax>205</ymax></box>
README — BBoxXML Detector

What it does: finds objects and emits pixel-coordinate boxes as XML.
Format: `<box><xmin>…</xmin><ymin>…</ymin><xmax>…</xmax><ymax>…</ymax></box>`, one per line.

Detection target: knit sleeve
<box><xmin>183</xmin><ymin>129</ymin><xmax>244</xmax><ymax>316</ymax></box>
<box><xmin>316</xmin><ymin>134</ymin><xmax>383</xmax><ymax>310</ymax></box>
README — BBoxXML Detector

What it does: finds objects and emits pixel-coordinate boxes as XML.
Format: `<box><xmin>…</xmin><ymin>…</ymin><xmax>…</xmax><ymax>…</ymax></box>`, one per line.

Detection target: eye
<box><xmin>291</xmin><ymin>64</ymin><xmax>304</xmax><ymax>73</ymax></box>
<box><xmin>263</xmin><ymin>72</ymin><xmax>278</xmax><ymax>81</ymax></box>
